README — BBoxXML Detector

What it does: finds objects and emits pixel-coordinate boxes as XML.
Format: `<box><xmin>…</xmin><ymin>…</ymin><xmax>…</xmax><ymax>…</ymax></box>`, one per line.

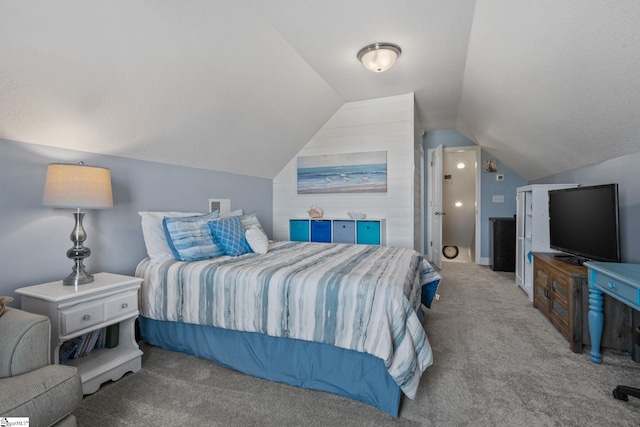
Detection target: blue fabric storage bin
<box><xmin>357</xmin><ymin>221</ymin><xmax>381</xmax><ymax>245</ymax></box>
<box><xmin>310</xmin><ymin>220</ymin><xmax>331</xmax><ymax>243</ymax></box>
<box><xmin>333</xmin><ymin>220</ymin><xmax>356</xmax><ymax>243</ymax></box>
<box><xmin>289</xmin><ymin>220</ymin><xmax>310</xmax><ymax>241</ymax></box>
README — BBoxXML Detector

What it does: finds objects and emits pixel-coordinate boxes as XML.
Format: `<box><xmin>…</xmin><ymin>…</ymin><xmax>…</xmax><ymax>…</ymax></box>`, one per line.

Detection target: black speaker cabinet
<box><xmin>489</xmin><ymin>217</ymin><xmax>516</xmax><ymax>272</ymax></box>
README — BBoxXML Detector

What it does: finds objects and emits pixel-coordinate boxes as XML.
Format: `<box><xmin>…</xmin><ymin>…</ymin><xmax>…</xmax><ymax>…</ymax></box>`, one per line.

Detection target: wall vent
<box><xmin>209</xmin><ymin>199</ymin><xmax>231</xmax><ymax>217</ymax></box>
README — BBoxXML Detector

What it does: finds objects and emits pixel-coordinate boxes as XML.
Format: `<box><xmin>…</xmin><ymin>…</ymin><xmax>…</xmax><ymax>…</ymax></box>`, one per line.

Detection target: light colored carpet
<box><xmin>75</xmin><ymin>262</ymin><xmax>640</xmax><ymax>426</ymax></box>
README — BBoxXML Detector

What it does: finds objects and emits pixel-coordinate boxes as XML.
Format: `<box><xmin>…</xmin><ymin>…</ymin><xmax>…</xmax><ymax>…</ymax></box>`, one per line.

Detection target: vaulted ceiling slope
<box><xmin>1</xmin><ymin>1</ymin><xmax>638</xmax><ymax>181</ymax></box>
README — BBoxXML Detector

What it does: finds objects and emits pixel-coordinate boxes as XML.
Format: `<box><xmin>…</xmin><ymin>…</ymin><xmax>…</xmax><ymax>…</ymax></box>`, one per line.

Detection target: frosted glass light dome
<box><xmin>357</xmin><ymin>43</ymin><xmax>401</xmax><ymax>73</ymax></box>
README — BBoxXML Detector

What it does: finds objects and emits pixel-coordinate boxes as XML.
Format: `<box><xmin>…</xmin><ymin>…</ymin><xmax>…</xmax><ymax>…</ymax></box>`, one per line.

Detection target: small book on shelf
<box><xmin>71</xmin><ymin>334</ymin><xmax>87</xmax><ymax>359</ymax></box>
<box><xmin>59</xmin><ymin>337</ymin><xmax>82</xmax><ymax>363</ymax></box>
<box><xmin>97</xmin><ymin>327</ymin><xmax>107</xmax><ymax>349</ymax></box>
<box><xmin>85</xmin><ymin>330</ymin><xmax>101</xmax><ymax>356</ymax></box>
<box><xmin>77</xmin><ymin>333</ymin><xmax>91</xmax><ymax>358</ymax></box>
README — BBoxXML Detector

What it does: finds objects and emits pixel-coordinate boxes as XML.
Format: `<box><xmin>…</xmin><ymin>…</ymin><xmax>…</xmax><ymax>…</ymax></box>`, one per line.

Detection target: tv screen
<box><xmin>548</xmin><ymin>184</ymin><xmax>621</xmax><ymax>265</ymax></box>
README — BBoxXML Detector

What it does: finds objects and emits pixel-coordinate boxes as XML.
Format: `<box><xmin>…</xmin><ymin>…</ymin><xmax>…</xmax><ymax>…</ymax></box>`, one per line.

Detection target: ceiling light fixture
<box><xmin>357</xmin><ymin>43</ymin><xmax>402</xmax><ymax>72</ymax></box>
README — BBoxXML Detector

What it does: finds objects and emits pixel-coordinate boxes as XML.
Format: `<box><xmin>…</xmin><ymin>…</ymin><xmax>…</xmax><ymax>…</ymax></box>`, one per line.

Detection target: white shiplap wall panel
<box><xmin>304</xmin><ymin>133</ymin><xmax>410</xmax><ymax>150</ymax></box>
<box><xmin>320</xmin><ymin>111</ymin><xmax>413</xmax><ymax>131</ymax></box>
<box><xmin>413</xmin><ymin>103</ymin><xmax>423</xmax><ymax>252</ymax></box>
<box><xmin>313</xmin><ymin>122</ymin><xmax>413</xmax><ymax>141</ymax></box>
<box><xmin>273</xmin><ymin>94</ymin><xmax>417</xmax><ymax>248</ymax></box>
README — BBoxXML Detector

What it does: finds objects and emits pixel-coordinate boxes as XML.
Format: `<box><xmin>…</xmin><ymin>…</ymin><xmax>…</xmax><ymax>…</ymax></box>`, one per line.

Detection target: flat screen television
<box><xmin>548</xmin><ymin>184</ymin><xmax>621</xmax><ymax>266</ymax></box>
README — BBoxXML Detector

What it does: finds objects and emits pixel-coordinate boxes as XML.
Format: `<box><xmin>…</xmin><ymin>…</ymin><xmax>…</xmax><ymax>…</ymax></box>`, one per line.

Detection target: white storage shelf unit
<box><xmin>289</xmin><ymin>218</ymin><xmax>386</xmax><ymax>246</ymax></box>
<box><xmin>515</xmin><ymin>184</ymin><xmax>578</xmax><ymax>301</ymax></box>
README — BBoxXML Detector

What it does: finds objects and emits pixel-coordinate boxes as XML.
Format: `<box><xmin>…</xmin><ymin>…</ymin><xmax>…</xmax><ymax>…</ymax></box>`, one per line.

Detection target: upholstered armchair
<box><xmin>0</xmin><ymin>307</ymin><xmax>82</xmax><ymax>427</ymax></box>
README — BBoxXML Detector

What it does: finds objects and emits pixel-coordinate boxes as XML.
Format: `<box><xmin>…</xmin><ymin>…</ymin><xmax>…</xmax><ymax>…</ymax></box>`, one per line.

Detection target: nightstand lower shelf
<box><xmin>66</xmin><ymin>345</ymin><xmax>143</xmax><ymax>394</ymax></box>
<box><xmin>62</xmin><ymin>315</ymin><xmax>142</xmax><ymax>394</ymax></box>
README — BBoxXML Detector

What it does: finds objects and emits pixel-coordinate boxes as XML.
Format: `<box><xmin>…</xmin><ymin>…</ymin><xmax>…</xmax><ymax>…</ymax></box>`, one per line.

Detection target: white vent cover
<box><xmin>209</xmin><ymin>199</ymin><xmax>231</xmax><ymax>217</ymax></box>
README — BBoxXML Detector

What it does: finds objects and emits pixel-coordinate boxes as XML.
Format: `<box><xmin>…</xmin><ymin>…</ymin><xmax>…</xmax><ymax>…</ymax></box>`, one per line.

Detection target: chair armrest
<box><xmin>0</xmin><ymin>308</ymin><xmax>51</xmax><ymax>378</ymax></box>
<box><xmin>0</xmin><ymin>364</ymin><xmax>82</xmax><ymax>425</ymax></box>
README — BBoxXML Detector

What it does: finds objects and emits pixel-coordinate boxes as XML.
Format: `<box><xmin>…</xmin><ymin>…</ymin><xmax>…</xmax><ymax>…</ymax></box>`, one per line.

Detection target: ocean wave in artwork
<box><xmin>297</xmin><ymin>163</ymin><xmax>387</xmax><ymax>194</ymax></box>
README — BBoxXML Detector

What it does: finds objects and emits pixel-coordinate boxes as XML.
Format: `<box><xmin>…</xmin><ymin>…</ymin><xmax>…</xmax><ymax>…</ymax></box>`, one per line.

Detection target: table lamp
<box><xmin>42</xmin><ymin>162</ymin><xmax>113</xmax><ymax>286</ymax></box>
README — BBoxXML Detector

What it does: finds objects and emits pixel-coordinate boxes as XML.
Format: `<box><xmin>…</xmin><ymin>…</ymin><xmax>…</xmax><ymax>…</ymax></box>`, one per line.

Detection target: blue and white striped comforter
<box><xmin>136</xmin><ymin>241</ymin><xmax>440</xmax><ymax>399</ymax></box>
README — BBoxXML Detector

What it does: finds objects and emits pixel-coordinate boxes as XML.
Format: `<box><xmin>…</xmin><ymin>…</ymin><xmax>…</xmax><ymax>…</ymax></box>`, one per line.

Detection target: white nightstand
<box><xmin>16</xmin><ymin>272</ymin><xmax>143</xmax><ymax>395</ymax></box>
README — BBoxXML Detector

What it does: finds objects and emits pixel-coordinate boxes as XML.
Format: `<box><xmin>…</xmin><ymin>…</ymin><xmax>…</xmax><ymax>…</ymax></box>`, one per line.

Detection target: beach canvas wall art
<box><xmin>297</xmin><ymin>151</ymin><xmax>387</xmax><ymax>194</ymax></box>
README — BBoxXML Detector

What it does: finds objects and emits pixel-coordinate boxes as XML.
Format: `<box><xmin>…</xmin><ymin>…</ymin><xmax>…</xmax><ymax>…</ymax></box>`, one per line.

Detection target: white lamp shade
<box><xmin>43</xmin><ymin>163</ymin><xmax>113</xmax><ymax>209</ymax></box>
<box><xmin>357</xmin><ymin>43</ymin><xmax>401</xmax><ymax>73</ymax></box>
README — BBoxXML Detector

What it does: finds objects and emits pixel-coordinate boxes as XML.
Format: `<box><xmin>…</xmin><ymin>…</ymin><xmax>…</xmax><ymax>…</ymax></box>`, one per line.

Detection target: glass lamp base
<box><xmin>63</xmin><ymin>210</ymin><xmax>94</xmax><ymax>286</ymax></box>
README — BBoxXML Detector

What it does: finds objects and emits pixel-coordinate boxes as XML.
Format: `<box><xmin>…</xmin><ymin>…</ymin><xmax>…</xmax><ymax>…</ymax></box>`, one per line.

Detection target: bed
<box><xmin>135</xmin><ymin>239</ymin><xmax>440</xmax><ymax>417</ymax></box>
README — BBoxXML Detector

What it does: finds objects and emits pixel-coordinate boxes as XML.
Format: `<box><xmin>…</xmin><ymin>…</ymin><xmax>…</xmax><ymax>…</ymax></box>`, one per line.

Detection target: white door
<box><xmin>429</xmin><ymin>145</ymin><xmax>443</xmax><ymax>269</ymax></box>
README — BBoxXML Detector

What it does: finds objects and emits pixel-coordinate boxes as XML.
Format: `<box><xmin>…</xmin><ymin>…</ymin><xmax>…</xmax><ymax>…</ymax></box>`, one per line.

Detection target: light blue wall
<box><xmin>424</xmin><ymin>130</ymin><xmax>475</xmax><ymax>149</ymax></box>
<box><xmin>0</xmin><ymin>139</ymin><xmax>272</xmax><ymax>303</ymax></box>
<box><xmin>533</xmin><ymin>151</ymin><xmax>640</xmax><ymax>263</ymax></box>
<box><xmin>479</xmin><ymin>150</ymin><xmax>526</xmax><ymax>259</ymax></box>
<box><xmin>424</xmin><ymin>130</ymin><xmax>527</xmax><ymax>260</ymax></box>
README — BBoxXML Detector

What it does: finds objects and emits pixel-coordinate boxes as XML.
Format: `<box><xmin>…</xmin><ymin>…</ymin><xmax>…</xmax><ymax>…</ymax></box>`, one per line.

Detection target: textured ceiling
<box><xmin>1</xmin><ymin>1</ymin><xmax>639</xmax><ymax>180</ymax></box>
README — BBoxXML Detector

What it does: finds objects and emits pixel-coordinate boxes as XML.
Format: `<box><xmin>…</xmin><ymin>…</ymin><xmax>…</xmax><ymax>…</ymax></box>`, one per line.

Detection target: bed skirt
<box><xmin>139</xmin><ymin>316</ymin><xmax>402</xmax><ymax>417</ymax></box>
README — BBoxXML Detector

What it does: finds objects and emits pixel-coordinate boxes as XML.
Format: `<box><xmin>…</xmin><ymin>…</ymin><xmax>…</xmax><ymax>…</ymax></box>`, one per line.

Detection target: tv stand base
<box><xmin>554</xmin><ymin>254</ymin><xmax>587</xmax><ymax>266</ymax></box>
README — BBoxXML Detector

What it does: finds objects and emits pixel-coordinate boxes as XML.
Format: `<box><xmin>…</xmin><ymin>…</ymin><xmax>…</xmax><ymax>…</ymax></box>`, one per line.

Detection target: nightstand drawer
<box><xmin>60</xmin><ymin>301</ymin><xmax>104</xmax><ymax>335</ymax></box>
<box><xmin>106</xmin><ymin>291</ymin><xmax>138</xmax><ymax>320</ymax></box>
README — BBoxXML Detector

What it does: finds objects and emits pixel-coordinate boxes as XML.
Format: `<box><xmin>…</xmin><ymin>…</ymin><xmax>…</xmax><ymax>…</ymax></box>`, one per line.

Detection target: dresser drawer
<box><xmin>106</xmin><ymin>291</ymin><xmax>138</xmax><ymax>320</ymax></box>
<box><xmin>60</xmin><ymin>301</ymin><xmax>105</xmax><ymax>335</ymax></box>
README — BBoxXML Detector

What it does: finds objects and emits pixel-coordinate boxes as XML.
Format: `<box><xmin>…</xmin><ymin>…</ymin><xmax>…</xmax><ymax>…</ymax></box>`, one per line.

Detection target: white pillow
<box><xmin>139</xmin><ymin>211</ymin><xmax>202</xmax><ymax>262</ymax></box>
<box><xmin>245</xmin><ymin>226</ymin><xmax>269</xmax><ymax>255</ymax></box>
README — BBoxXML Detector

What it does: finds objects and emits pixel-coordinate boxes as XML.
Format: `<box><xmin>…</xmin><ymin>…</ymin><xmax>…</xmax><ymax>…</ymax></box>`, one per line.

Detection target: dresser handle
<box><xmin>83</xmin><ymin>314</ymin><xmax>91</xmax><ymax>321</ymax></box>
<box><xmin>607</xmin><ymin>282</ymin><xmax>617</xmax><ymax>290</ymax></box>
<box><xmin>121</xmin><ymin>303</ymin><xmax>128</xmax><ymax>309</ymax></box>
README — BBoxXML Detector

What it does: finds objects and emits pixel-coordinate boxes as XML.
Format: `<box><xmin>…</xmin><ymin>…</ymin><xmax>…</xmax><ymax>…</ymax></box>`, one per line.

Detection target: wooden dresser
<box><xmin>532</xmin><ymin>253</ymin><xmax>633</xmax><ymax>353</ymax></box>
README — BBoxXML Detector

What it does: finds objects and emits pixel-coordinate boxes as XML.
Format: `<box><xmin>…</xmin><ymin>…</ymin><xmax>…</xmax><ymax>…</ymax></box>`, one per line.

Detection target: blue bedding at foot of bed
<box><xmin>139</xmin><ymin>316</ymin><xmax>402</xmax><ymax>417</ymax></box>
<box><xmin>422</xmin><ymin>279</ymin><xmax>441</xmax><ymax>309</ymax></box>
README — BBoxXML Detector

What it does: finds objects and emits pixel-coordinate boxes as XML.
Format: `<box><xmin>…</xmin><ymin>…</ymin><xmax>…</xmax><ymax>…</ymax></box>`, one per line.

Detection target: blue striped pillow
<box><xmin>239</xmin><ymin>212</ymin><xmax>265</xmax><ymax>234</ymax></box>
<box><xmin>163</xmin><ymin>212</ymin><xmax>224</xmax><ymax>261</ymax></box>
<box><xmin>208</xmin><ymin>216</ymin><xmax>252</xmax><ymax>256</ymax></box>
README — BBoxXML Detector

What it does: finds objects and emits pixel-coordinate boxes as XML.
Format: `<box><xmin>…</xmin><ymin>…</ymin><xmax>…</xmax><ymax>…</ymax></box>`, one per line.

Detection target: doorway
<box><xmin>426</xmin><ymin>145</ymin><xmax>481</xmax><ymax>266</ymax></box>
<box><xmin>442</xmin><ymin>149</ymin><xmax>477</xmax><ymax>263</ymax></box>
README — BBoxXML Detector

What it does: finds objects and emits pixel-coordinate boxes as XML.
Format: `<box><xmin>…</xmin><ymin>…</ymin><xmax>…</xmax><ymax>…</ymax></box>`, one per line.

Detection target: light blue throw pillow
<box><xmin>208</xmin><ymin>216</ymin><xmax>252</xmax><ymax>256</ymax></box>
<box><xmin>163</xmin><ymin>212</ymin><xmax>224</xmax><ymax>261</ymax></box>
